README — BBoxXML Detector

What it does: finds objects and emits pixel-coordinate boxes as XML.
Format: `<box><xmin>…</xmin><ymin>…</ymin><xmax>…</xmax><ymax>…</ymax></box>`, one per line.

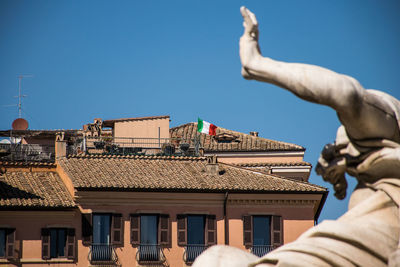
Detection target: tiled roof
<box><xmin>0</xmin><ymin>170</ymin><xmax>75</xmax><ymax>208</ymax></box>
<box><xmin>233</xmin><ymin>162</ymin><xmax>312</xmax><ymax>168</ymax></box>
<box><xmin>58</xmin><ymin>155</ymin><xmax>326</xmax><ymax>192</ymax></box>
<box><xmin>103</xmin><ymin>115</ymin><xmax>170</xmax><ymax>127</ymax></box>
<box><xmin>170</xmin><ymin>123</ymin><xmax>304</xmax><ymax>152</ymax></box>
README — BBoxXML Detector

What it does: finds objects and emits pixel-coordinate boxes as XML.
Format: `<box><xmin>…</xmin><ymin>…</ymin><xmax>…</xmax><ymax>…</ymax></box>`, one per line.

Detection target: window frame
<box><xmin>177</xmin><ymin>214</ymin><xmax>217</xmax><ymax>264</ymax></box>
<box><xmin>49</xmin><ymin>228</ymin><xmax>67</xmax><ymax>259</ymax></box>
<box><xmin>92</xmin><ymin>213</ymin><xmax>112</xmax><ymax>245</ymax></box>
<box><xmin>42</xmin><ymin>227</ymin><xmax>75</xmax><ymax>260</ymax></box>
<box><xmin>177</xmin><ymin>214</ymin><xmax>217</xmax><ymax>247</ymax></box>
<box><xmin>130</xmin><ymin>213</ymin><xmax>171</xmax><ymax>248</ymax></box>
<box><xmin>0</xmin><ymin>228</ymin><xmax>15</xmax><ymax>260</ymax></box>
<box><xmin>243</xmin><ymin>215</ymin><xmax>282</xmax><ymax>249</ymax></box>
<box><xmin>81</xmin><ymin>213</ymin><xmax>124</xmax><ymax>247</ymax></box>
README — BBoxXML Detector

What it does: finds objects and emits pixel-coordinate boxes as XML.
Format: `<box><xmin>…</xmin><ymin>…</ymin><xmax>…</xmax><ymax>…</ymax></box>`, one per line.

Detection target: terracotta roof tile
<box><xmin>170</xmin><ymin>123</ymin><xmax>304</xmax><ymax>152</ymax></box>
<box><xmin>0</xmin><ymin>171</ymin><xmax>75</xmax><ymax>208</ymax></box>
<box><xmin>58</xmin><ymin>155</ymin><xmax>326</xmax><ymax>192</ymax></box>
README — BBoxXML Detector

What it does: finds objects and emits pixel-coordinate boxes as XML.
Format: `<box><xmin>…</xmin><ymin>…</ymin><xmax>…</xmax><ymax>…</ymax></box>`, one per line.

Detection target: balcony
<box><xmin>0</xmin><ymin>143</ymin><xmax>54</xmax><ymax>162</ymax></box>
<box><xmin>0</xmin><ymin>135</ymin><xmax>202</xmax><ymax>163</ymax></box>
<box><xmin>183</xmin><ymin>245</ymin><xmax>209</xmax><ymax>264</ymax></box>
<box><xmin>136</xmin><ymin>244</ymin><xmax>166</xmax><ymax>264</ymax></box>
<box><xmin>250</xmin><ymin>245</ymin><xmax>275</xmax><ymax>257</ymax></box>
<box><xmin>81</xmin><ymin>136</ymin><xmax>201</xmax><ymax>157</ymax></box>
<box><xmin>89</xmin><ymin>244</ymin><xmax>118</xmax><ymax>265</ymax></box>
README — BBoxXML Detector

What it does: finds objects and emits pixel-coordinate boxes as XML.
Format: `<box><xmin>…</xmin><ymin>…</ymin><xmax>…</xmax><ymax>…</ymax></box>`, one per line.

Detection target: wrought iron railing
<box><xmin>183</xmin><ymin>245</ymin><xmax>209</xmax><ymax>263</ymax></box>
<box><xmin>0</xmin><ymin>135</ymin><xmax>203</xmax><ymax>161</ymax></box>
<box><xmin>0</xmin><ymin>143</ymin><xmax>54</xmax><ymax>162</ymax></box>
<box><xmin>250</xmin><ymin>245</ymin><xmax>275</xmax><ymax>257</ymax></box>
<box><xmin>82</xmin><ymin>136</ymin><xmax>201</xmax><ymax>157</ymax></box>
<box><xmin>136</xmin><ymin>244</ymin><xmax>166</xmax><ymax>263</ymax></box>
<box><xmin>89</xmin><ymin>244</ymin><xmax>118</xmax><ymax>264</ymax></box>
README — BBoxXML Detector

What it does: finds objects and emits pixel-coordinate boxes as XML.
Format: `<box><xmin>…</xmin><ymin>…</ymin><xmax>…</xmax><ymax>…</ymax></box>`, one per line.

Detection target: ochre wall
<box><xmin>0</xmin><ymin>192</ymin><xmax>320</xmax><ymax>267</ymax></box>
<box><xmin>114</xmin><ymin>117</ymin><xmax>170</xmax><ymax>139</ymax></box>
<box><xmin>0</xmin><ymin>210</ymin><xmax>82</xmax><ymax>267</ymax></box>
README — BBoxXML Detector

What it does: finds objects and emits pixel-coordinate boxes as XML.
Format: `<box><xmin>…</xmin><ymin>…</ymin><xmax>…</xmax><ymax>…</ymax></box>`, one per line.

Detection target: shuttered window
<box><xmin>82</xmin><ymin>214</ymin><xmax>92</xmax><ymax>246</ymax></box>
<box><xmin>0</xmin><ymin>229</ymin><xmax>6</xmax><ymax>258</ymax></box>
<box><xmin>66</xmin><ymin>229</ymin><xmax>75</xmax><ymax>259</ymax></box>
<box><xmin>130</xmin><ymin>214</ymin><xmax>140</xmax><ymax>246</ymax></box>
<box><xmin>177</xmin><ymin>214</ymin><xmax>216</xmax><ymax>246</ymax></box>
<box><xmin>243</xmin><ymin>215</ymin><xmax>283</xmax><ymax>248</ymax></box>
<box><xmin>177</xmin><ymin>214</ymin><xmax>187</xmax><ymax>247</ymax></box>
<box><xmin>111</xmin><ymin>214</ymin><xmax>123</xmax><ymax>245</ymax></box>
<box><xmin>271</xmin><ymin>216</ymin><xmax>282</xmax><ymax>247</ymax></box>
<box><xmin>41</xmin><ymin>228</ymin><xmax>50</xmax><ymax>260</ymax></box>
<box><xmin>0</xmin><ymin>229</ymin><xmax>16</xmax><ymax>259</ymax></box>
<box><xmin>158</xmin><ymin>214</ymin><xmax>170</xmax><ymax>247</ymax></box>
<box><xmin>205</xmin><ymin>215</ymin><xmax>217</xmax><ymax>246</ymax></box>
<box><xmin>130</xmin><ymin>214</ymin><xmax>171</xmax><ymax>248</ymax></box>
<box><xmin>83</xmin><ymin>213</ymin><xmax>123</xmax><ymax>246</ymax></box>
<box><xmin>42</xmin><ymin>228</ymin><xmax>75</xmax><ymax>260</ymax></box>
<box><xmin>243</xmin><ymin>215</ymin><xmax>252</xmax><ymax>248</ymax></box>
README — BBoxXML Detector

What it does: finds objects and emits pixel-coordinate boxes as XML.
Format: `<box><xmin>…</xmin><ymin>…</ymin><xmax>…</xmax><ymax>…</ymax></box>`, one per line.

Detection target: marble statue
<box><xmin>193</xmin><ymin>6</ymin><xmax>400</xmax><ymax>267</ymax></box>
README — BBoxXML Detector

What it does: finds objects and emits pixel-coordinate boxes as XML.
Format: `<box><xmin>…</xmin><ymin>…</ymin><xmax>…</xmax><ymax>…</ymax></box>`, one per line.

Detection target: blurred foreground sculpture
<box><xmin>193</xmin><ymin>6</ymin><xmax>400</xmax><ymax>267</ymax></box>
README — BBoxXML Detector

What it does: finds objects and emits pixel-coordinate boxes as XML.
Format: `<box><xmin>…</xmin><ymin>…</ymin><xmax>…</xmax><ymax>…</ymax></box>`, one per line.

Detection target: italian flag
<box><xmin>198</xmin><ymin>118</ymin><xmax>217</xmax><ymax>136</ymax></box>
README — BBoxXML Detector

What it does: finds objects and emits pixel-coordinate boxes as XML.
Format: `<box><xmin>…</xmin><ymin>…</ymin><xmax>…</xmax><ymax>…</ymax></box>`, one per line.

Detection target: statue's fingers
<box><xmin>247</xmin><ymin>9</ymin><xmax>258</xmax><ymax>27</ymax></box>
<box><xmin>240</xmin><ymin>6</ymin><xmax>259</xmax><ymax>40</ymax></box>
<box><xmin>240</xmin><ymin>6</ymin><xmax>258</xmax><ymax>32</ymax></box>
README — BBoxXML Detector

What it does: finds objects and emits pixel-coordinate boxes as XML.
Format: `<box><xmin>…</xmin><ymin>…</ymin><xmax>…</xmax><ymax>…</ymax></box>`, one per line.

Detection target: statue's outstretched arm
<box><xmin>240</xmin><ymin>7</ymin><xmax>364</xmax><ymax>114</ymax></box>
<box><xmin>240</xmin><ymin>7</ymin><xmax>399</xmax><ymax>143</ymax></box>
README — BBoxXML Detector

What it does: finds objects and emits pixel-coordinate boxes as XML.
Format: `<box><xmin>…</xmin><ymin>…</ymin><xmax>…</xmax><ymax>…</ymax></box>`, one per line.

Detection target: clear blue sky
<box><xmin>1</xmin><ymin>0</ymin><xmax>400</xmax><ymax>221</ymax></box>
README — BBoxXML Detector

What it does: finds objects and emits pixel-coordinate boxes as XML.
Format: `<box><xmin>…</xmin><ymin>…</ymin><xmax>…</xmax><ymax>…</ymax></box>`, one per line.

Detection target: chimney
<box><xmin>55</xmin><ymin>132</ymin><xmax>67</xmax><ymax>159</ymax></box>
<box><xmin>206</xmin><ymin>155</ymin><xmax>219</xmax><ymax>176</ymax></box>
<box><xmin>249</xmin><ymin>131</ymin><xmax>259</xmax><ymax>137</ymax></box>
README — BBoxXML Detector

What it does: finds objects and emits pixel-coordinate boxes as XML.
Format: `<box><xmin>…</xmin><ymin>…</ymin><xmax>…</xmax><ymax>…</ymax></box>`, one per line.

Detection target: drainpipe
<box><xmin>224</xmin><ymin>191</ymin><xmax>229</xmax><ymax>245</ymax></box>
<box><xmin>314</xmin><ymin>191</ymin><xmax>328</xmax><ymax>225</ymax></box>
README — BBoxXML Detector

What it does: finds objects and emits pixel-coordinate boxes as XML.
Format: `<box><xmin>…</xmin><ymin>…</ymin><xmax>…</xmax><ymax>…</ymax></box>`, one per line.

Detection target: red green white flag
<box><xmin>198</xmin><ymin>118</ymin><xmax>217</xmax><ymax>136</ymax></box>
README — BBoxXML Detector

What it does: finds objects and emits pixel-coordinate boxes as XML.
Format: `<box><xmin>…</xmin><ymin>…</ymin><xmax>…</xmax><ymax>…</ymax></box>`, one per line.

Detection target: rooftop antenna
<box><xmin>16</xmin><ymin>75</ymin><xmax>33</xmax><ymax>118</ymax></box>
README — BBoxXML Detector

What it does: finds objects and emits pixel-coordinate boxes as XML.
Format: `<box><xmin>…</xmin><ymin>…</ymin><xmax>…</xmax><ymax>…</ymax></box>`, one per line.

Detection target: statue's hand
<box><xmin>239</xmin><ymin>7</ymin><xmax>262</xmax><ymax>79</ymax></box>
<box><xmin>240</xmin><ymin>6</ymin><xmax>258</xmax><ymax>40</ymax></box>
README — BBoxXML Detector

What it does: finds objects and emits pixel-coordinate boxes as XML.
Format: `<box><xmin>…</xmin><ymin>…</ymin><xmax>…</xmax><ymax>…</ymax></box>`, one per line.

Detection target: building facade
<box><xmin>0</xmin><ymin>116</ymin><xmax>327</xmax><ymax>267</ymax></box>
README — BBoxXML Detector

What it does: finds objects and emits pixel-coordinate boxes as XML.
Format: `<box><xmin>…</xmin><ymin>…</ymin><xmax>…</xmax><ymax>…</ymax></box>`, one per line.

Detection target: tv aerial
<box><xmin>3</xmin><ymin>75</ymin><xmax>33</xmax><ymax>130</ymax></box>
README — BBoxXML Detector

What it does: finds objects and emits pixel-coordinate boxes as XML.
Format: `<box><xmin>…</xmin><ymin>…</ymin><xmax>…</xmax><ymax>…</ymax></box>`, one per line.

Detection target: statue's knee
<box><xmin>192</xmin><ymin>245</ymin><xmax>259</xmax><ymax>267</ymax></box>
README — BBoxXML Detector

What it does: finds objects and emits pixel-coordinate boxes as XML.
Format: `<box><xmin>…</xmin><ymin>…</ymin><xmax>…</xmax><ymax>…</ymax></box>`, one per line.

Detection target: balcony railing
<box><xmin>136</xmin><ymin>244</ymin><xmax>166</xmax><ymax>264</ymax></box>
<box><xmin>0</xmin><ymin>143</ymin><xmax>54</xmax><ymax>162</ymax></box>
<box><xmin>89</xmin><ymin>244</ymin><xmax>118</xmax><ymax>264</ymax></box>
<box><xmin>81</xmin><ymin>136</ymin><xmax>201</xmax><ymax>157</ymax></box>
<box><xmin>0</xmin><ymin>135</ymin><xmax>202</xmax><ymax>162</ymax></box>
<box><xmin>183</xmin><ymin>245</ymin><xmax>209</xmax><ymax>264</ymax></box>
<box><xmin>250</xmin><ymin>245</ymin><xmax>275</xmax><ymax>257</ymax></box>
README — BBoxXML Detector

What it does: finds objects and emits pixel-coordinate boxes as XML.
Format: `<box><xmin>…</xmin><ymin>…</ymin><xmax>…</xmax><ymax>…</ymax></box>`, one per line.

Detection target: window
<box><xmin>177</xmin><ymin>214</ymin><xmax>216</xmax><ymax>263</ymax></box>
<box><xmin>41</xmin><ymin>228</ymin><xmax>75</xmax><ymax>260</ymax></box>
<box><xmin>130</xmin><ymin>214</ymin><xmax>170</xmax><ymax>263</ymax></box>
<box><xmin>93</xmin><ymin>214</ymin><xmax>111</xmax><ymax>245</ymax></box>
<box><xmin>0</xmin><ymin>228</ymin><xmax>15</xmax><ymax>259</ymax></box>
<box><xmin>81</xmin><ymin>213</ymin><xmax>123</xmax><ymax>263</ymax></box>
<box><xmin>81</xmin><ymin>213</ymin><xmax>123</xmax><ymax>246</ymax></box>
<box><xmin>243</xmin><ymin>215</ymin><xmax>282</xmax><ymax>257</ymax></box>
<box><xmin>0</xmin><ymin>229</ymin><xmax>5</xmax><ymax>258</ymax></box>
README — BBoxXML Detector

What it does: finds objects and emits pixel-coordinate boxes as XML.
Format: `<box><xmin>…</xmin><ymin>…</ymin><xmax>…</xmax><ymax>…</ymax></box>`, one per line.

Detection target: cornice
<box><xmin>228</xmin><ymin>199</ymin><xmax>318</xmax><ymax>206</ymax></box>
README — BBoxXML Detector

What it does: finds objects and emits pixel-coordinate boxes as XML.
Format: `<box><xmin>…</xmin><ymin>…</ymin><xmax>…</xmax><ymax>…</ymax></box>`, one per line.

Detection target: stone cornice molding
<box><xmin>228</xmin><ymin>198</ymin><xmax>318</xmax><ymax>206</ymax></box>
